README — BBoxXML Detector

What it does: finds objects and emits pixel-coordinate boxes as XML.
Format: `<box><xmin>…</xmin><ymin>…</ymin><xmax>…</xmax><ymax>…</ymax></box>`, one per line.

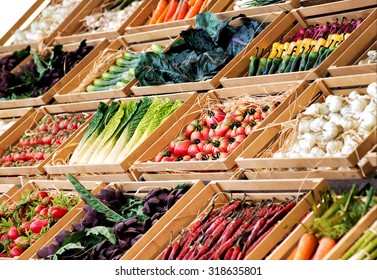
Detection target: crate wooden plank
<box><xmin>9</xmin><ymin>180</ymin><xmax>105</xmax><ymax>260</ymax></box>
<box><xmin>133</xmin><ymin>81</ymin><xmax>308</xmax><ymax>173</ymax></box>
<box><xmin>133</xmin><ymin>178</ymin><xmax>328</xmax><ymax>260</ymax></box>
<box><xmin>26</xmin><ymin>180</ymin><xmax>205</xmax><ymax>260</ymax></box>
<box><xmin>0</xmin><ymin>100</ymin><xmax>106</xmax><ymax>176</ymax></box>
<box><xmin>54</xmin><ymin>0</ymin><xmax>148</xmax><ymax>45</ymax></box>
<box><xmin>366</xmin><ymin>144</ymin><xmax>377</xmax><ymax>167</ymax></box>
<box><xmin>0</xmin><ymin>39</ymin><xmax>109</xmax><ymax>109</ymax></box>
<box><xmin>140</xmin><ymin>170</ymin><xmax>244</xmax><ymax>182</ymax></box>
<box><xmin>130</xmin><ymin>11</ymin><xmax>287</xmax><ymax>95</ymax></box>
<box><xmin>0</xmin><ymin>176</ymin><xmax>48</xmax><ymax>185</ymax></box>
<box><xmin>236</xmin><ymin>73</ymin><xmax>377</xmax><ymax>177</ymax></box>
<box><xmin>50</xmin><ymin>172</ymin><xmax>135</xmax><ymax>183</ymax></box>
<box><xmin>220</xmin><ymin>7</ymin><xmax>377</xmax><ymax>87</ymax></box>
<box><xmin>54</xmin><ymin>38</ymin><xmax>174</xmax><ymax>103</ymax></box>
<box><xmin>0</xmin><ymin>184</ymin><xmax>18</xmax><ymax>204</ymax></box>
<box><xmin>44</xmin><ymin>93</ymin><xmax>199</xmax><ymax>175</ymax></box>
<box><xmin>0</xmin><ymin>0</ymin><xmax>48</xmax><ymax>46</ymax></box>
<box><xmin>223</xmin><ymin>0</ymin><xmax>299</xmax><ymax>12</ymax></box>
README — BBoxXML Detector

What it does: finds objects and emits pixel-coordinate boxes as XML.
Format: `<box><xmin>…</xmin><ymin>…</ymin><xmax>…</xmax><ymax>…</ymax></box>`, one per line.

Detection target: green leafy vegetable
<box><xmin>85</xmin><ymin>226</ymin><xmax>116</xmax><ymax>245</ymax></box>
<box><xmin>67</xmin><ymin>174</ymin><xmax>126</xmax><ymax>223</ymax></box>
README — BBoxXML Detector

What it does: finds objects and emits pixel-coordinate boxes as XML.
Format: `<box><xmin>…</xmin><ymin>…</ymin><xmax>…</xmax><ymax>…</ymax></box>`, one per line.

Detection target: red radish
<box><xmin>10</xmin><ymin>246</ymin><xmax>23</xmax><ymax>258</ymax></box>
<box><xmin>39</xmin><ymin>208</ymin><xmax>48</xmax><ymax>216</ymax></box>
<box><xmin>30</xmin><ymin>219</ymin><xmax>49</xmax><ymax>234</ymax></box>
<box><xmin>49</xmin><ymin>206</ymin><xmax>69</xmax><ymax>219</ymax></box>
<box><xmin>7</xmin><ymin>226</ymin><xmax>19</xmax><ymax>240</ymax></box>
<box><xmin>35</xmin><ymin>191</ymin><xmax>48</xmax><ymax>199</ymax></box>
<box><xmin>34</xmin><ymin>205</ymin><xmax>45</xmax><ymax>214</ymax></box>
<box><xmin>20</xmin><ymin>221</ymin><xmax>31</xmax><ymax>233</ymax></box>
<box><xmin>14</xmin><ymin>236</ymin><xmax>29</xmax><ymax>249</ymax></box>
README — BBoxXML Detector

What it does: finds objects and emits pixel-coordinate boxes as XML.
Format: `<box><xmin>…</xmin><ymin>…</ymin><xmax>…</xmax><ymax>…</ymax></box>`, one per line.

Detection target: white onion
<box><xmin>348</xmin><ymin>90</ymin><xmax>360</xmax><ymax>100</ymax></box>
<box><xmin>367</xmin><ymin>82</ymin><xmax>377</xmax><ymax>100</ymax></box>
<box><xmin>351</xmin><ymin>99</ymin><xmax>368</xmax><ymax>113</ymax></box>
<box><xmin>340</xmin><ymin>106</ymin><xmax>353</xmax><ymax>117</ymax></box>
<box><xmin>310</xmin><ymin>147</ymin><xmax>326</xmax><ymax>157</ymax></box>
<box><xmin>359</xmin><ymin>111</ymin><xmax>377</xmax><ymax>131</ymax></box>
<box><xmin>304</xmin><ymin>103</ymin><xmax>320</xmax><ymax>115</ymax></box>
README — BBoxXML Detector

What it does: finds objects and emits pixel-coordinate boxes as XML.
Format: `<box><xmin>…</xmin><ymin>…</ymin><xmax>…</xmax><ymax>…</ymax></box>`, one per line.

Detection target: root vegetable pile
<box><xmin>161</xmin><ymin>195</ymin><xmax>298</xmax><ymax>260</ymax></box>
<box><xmin>0</xmin><ymin>187</ymin><xmax>79</xmax><ymax>258</ymax></box>
<box><xmin>0</xmin><ymin>112</ymin><xmax>89</xmax><ymax>167</ymax></box>
<box><xmin>84</xmin><ymin>0</ymin><xmax>143</xmax><ymax>33</ymax></box>
<box><xmin>248</xmin><ymin>17</ymin><xmax>363</xmax><ymax>76</ymax></box>
<box><xmin>37</xmin><ymin>175</ymin><xmax>190</xmax><ymax>260</ymax></box>
<box><xmin>14</xmin><ymin>0</ymin><xmax>81</xmax><ymax>44</ymax></box>
<box><xmin>273</xmin><ymin>83</ymin><xmax>377</xmax><ymax>160</ymax></box>
<box><xmin>154</xmin><ymin>96</ymin><xmax>280</xmax><ymax>162</ymax></box>
<box><xmin>0</xmin><ymin>46</ymin><xmax>30</xmax><ymax>73</ymax></box>
<box><xmin>288</xmin><ymin>185</ymin><xmax>376</xmax><ymax>260</ymax></box>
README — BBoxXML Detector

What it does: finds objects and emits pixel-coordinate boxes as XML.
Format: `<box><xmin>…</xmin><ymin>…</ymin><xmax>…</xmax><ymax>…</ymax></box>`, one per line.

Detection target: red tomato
<box><xmin>10</xmin><ymin>246</ymin><xmax>23</xmax><ymax>258</ymax></box>
<box><xmin>7</xmin><ymin>226</ymin><xmax>19</xmax><ymax>240</ymax></box>
<box><xmin>49</xmin><ymin>206</ymin><xmax>69</xmax><ymax>219</ymax></box>
<box><xmin>161</xmin><ymin>156</ymin><xmax>176</xmax><ymax>162</ymax></box>
<box><xmin>30</xmin><ymin>219</ymin><xmax>49</xmax><ymax>234</ymax></box>
<box><xmin>173</xmin><ymin>140</ymin><xmax>192</xmax><ymax>157</ymax></box>
<box><xmin>203</xmin><ymin>142</ymin><xmax>214</xmax><ymax>155</ymax></box>
<box><xmin>19</xmin><ymin>136</ymin><xmax>30</xmax><ymax>146</ymax></box>
<box><xmin>185</xmin><ymin>120</ymin><xmax>200</xmax><ymax>138</ymax></box>
<box><xmin>187</xmin><ymin>144</ymin><xmax>201</xmax><ymax>156</ymax></box>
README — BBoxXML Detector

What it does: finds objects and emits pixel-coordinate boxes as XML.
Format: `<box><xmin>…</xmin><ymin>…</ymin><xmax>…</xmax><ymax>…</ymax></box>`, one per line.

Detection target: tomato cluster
<box><xmin>155</xmin><ymin>102</ymin><xmax>280</xmax><ymax>162</ymax></box>
<box><xmin>0</xmin><ymin>113</ymin><xmax>88</xmax><ymax>167</ymax></box>
<box><xmin>0</xmin><ymin>189</ymin><xmax>79</xmax><ymax>258</ymax></box>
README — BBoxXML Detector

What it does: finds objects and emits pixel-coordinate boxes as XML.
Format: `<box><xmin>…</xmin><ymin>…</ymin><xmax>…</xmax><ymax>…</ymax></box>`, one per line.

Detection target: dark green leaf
<box><xmin>52</xmin><ymin>242</ymin><xmax>85</xmax><ymax>260</ymax></box>
<box><xmin>179</xmin><ymin>29</ymin><xmax>217</xmax><ymax>52</ymax></box>
<box><xmin>85</xmin><ymin>226</ymin><xmax>116</xmax><ymax>245</ymax></box>
<box><xmin>67</xmin><ymin>174</ymin><xmax>126</xmax><ymax>222</ymax></box>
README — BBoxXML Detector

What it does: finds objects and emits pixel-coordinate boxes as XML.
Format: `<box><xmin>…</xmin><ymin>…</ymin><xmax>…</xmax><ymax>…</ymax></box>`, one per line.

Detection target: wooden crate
<box><xmin>130</xmin><ymin>11</ymin><xmax>288</xmax><ymax>95</ymax></box>
<box><xmin>2</xmin><ymin>179</ymin><xmax>105</xmax><ymax>260</ymax></box>
<box><xmin>26</xmin><ymin>179</ymin><xmax>205</xmax><ymax>260</ymax></box>
<box><xmin>44</xmin><ymin>92</ymin><xmax>199</xmax><ymax>175</ymax></box>
<box><xmin>366</xmin><ymin>144</ymin><xmax>377</xmax><ymax>168</ymax></box>
<box><xmin>236</xmin><ymin>73</ymin><xmax>377</xmax><ymax>178</ymax></box>
<box><xmin>0</xmin><ymin>184</ymin><xmax>18</xmax><ymax>204</ymax></box>
<box><xmin>0</xmin><ymin>0</ymin><xmax>88</xmax><ymax>53</ymax></box>
<box><xmin>0</xmin><ymin>107</ymin><xmax>35</xmax><ymax>144</ymax></box>
<box><xmin>0</xmin><ymin>175</ymin><xmax>48</xmax><ymax>186</ymax></box>
<box><xmin>328</xmin><ymin>19</ymin><xmax>377</xmax><ymax>77</ymax></box>
<box><xmin>0</xmin><ymin>39</ymin><xmax>109</xmax><ymax>109</ymax></box>
<box><xmin>54</xmin><ymin>0</ymin><xmax>145</xmax><ymax>45</ymax></box>
<box><xmin>123</xmin><ymin>0</ymin><xmax>232</xmax><ymax>35</ymax></box>
<box><xmin>54</xmin><ymin>37</ymin><xmax>175</xmax><ymax>103</ymax></box>
<box><xmin>219</xmin><ymin>5</ymin><xmax>377</xmax><ymax>87</ymax></box>
<box><xmin>132</xmin><ymin>178</ymin><xmax>328</xmax><ymax>260</ymax></box>
<box><xmin>49</xmin><ymin>173</ymin><xmax>136</xmax><ymax>183</ymax></box>
<box><xmin>223</xmin><ymin>0</ymin><xmax>299</xmax><ymax>12</ymax></box>
<box><xmin>133</xmin><ymin>80</ymin><xmax>309</xmax><ymax>174</ymax></box>
<box><xmin>267</xmin><ymin>203</ymin><xmax>377</xmax><ymax>260</ymax></box>
<box><xmin>0</xmin><ymin>100</ymin><xmax>108</xmax><ymax>176</ymax></box>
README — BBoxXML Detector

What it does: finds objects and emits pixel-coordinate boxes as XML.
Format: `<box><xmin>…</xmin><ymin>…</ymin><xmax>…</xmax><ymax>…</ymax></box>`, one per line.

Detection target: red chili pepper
<box><xmin>245</xmin><ymin>224</ymin><xmax>277</xmax><ymax>256</ymax></box>
<box><xmin>161</xmin><ymin>244</ymin><xmax>172</xmax><ymax>260</ymax></box>
<box><xmin>186</xmin><ymin>243</ymin><xmax>199</xmax><ymax>260</ymax></box>
<box><xmin>220</xmin><ymin>200</ymin><xmax>241</xmax><ymax>217</ymax></box>
<box><xmin>219</xmin><ymin>216</ymin><xmax>244</xmax><ymax>245</ymax></box>
<box><xmin>224</xmin><ymin>247</ymin><xmax>234</xmax><ymax>260</ymax></box>
<box><xmin>204</xmin><ymin>216</ymin><xmax>225</xmax><ymax>236</ymax></box>
<box><xmin>168</xmin><ymin>241</ymin><xmax>181</xmax><ymax>260</ymax></box>
<box><xmin>236</xmin><ymin>251</ymin><xmax>245</xmax><ymax>260</ymax></box>
<box><xmin>212</xmin><ymin>236</ymin><xmax>237</xmax><ymax>260</ymax></box>
<box><xmin>244</xmin><ymin>216</ymin><xmax>266</xmax><ymax>251</ymax></box>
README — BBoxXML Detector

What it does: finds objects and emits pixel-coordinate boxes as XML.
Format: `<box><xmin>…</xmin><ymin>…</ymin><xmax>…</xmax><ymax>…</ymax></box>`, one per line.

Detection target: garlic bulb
<box><xmin>310</xmin><ymin>118</ymin><xmax>326</xmax><ymax>132</ymax></box>
<box><xmin>304</xmin><ymin>103</ymin><xmax>320</xmax><ymax>115</ymax></box>
<box><xmin>323</xmin><ymin>121</ymin><xmax>339</xmax><ymax>140</ymax></box>
<box><xmin>298</xmin><ymin>118</ymin><xmax>312</xmax><ymax>133</ymax></box>
<box><xmin>367</xmin><ymin>82</ymin><xmax>377</xmax><ymax>100</ymax></box>
<box><xmin>339</xmin><ymin>117</ymin><xmax>358</xmax><ymax>130</ymax></box>
<box><xmin>326</xmin><ymin>140</ymin><xmax>343</xmax><ymax>155</ymax></box>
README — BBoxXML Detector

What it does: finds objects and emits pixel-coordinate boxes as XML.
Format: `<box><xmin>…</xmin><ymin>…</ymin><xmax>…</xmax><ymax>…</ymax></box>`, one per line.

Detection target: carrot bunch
<box><xmin>149</xmin><ymin>0</ymin><xmax>210</xmax><ymax>25</ymax></box>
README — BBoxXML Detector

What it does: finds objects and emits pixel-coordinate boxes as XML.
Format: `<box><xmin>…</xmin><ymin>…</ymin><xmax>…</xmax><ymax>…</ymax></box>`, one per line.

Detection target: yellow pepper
<box><xmin>313</xmin><ymin>38</ymin><xmax>326</xmax><ymax>52</ymax></box>
<box><xmin>281</xmin><ymin>41</ymin><xmax>291</xmax><ymax>58</ymax></box>
<box><xmin>293</xmin><ymin>40</ymin><xmax>303</xmax><ymax>56</ymax></box>
<box><xmin>285</xmin><ymin>41</ymin><xmax>297</xmax><ymax>56</ymax></box>
<box><xmin>301</xmin><ymin>38</ymin><xmax>314</xmax><ymax>52</ymax></box>
<box><xmin>269</xmin><ymin>42</ymin><xmax>282</xmax><ymax>58</ymax></box>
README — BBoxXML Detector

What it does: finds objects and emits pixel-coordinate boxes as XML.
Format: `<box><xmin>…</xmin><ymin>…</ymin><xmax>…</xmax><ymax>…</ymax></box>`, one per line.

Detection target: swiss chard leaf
<box><xmin>86</xmin><ymin>226</ymin><xmax>116</xmax><ymax>245</ymax></box>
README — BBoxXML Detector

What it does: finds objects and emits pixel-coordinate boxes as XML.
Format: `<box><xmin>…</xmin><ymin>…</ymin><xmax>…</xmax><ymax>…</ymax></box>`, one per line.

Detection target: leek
<box><xmin>70</xmin><ymin>102</ymin><xmax>119</xmax><ymax>164</ymax></box>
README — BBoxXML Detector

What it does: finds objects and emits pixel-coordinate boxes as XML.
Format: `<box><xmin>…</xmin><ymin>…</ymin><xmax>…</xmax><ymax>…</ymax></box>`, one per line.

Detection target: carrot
<box><xmin>185</xmin><ymin>0</ymin><xmax>204</xmax><ymax>19</ymax></box>
<box><xmin>286</xmin><ymin>246</ymin><xmax>298</xmax><ymax>260</ymax></box>
<box><xmin>164</xmin><ymin>0</ymin><xmax>180</xmax><ymax>22</ymax></box>
<box><xmin>176</xmin><ymin>0</ymin><xmax>190</xmax><ymax>20</ymax></box>
<box><xmin>156</xmin><ymin>2</ymin><xmax>171</xmax><ymax>24</ymax></box>
<box><xmin>199</xmin><ymin>0</ymin><xmax>210</xmax><ymax>13</ymax></box>
<box><xmin>188</xmin><ymin>0</ymin><xmax>196</xmax><ymax>6</ymax></box>
<box><xmin>293</xmin><ymin>233</ymin><xmax>318</xmax><ymax>260</ymax></box>
<box><xmin>311</xmin><ymin>237</ymin><xmax>337</xmax><ymax>260</ymax></box>
<box><xmin>149</xmin><ymin>0</ymin><xmax>169</xmax><ymax>25</ymax></box>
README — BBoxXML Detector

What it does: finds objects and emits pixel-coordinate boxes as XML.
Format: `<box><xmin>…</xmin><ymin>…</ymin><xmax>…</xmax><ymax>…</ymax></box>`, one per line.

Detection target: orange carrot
<box><xmin>199</xmin><ymin>0</ymin><xmax>210</xmax><ymax>13</ymax></box>
<box><xmin>185</xmin><ymin>0</ymin><xmax>204</xmax><ymax>19</ymax></box>
<box><xmin>188</xmin><ymin>0</ymin><xmax>196</xmax><ymax>6</ymax></box>
<box><xmin>172</xmin><ymin>0</ymin><xmax>184</xmax><ymax>21</ymax></box>
<box><xmin>177</xmin><ymin>0</ymin><xmax>190</xmax><ymax>20</ymax></box>
<box><xmin>164</xmin><ymin>0</ymin><xmax>180</xmax><ymax>22</ymax></box>
<box><xmin>156</xmin><ymin>2</ymin><xmax>171</xmax><ymax>24</ymax></box>
<box><xmin>293</xmin><ymin>233</ymin><xmax>318</xmax><ymax>260</ymax></box>
<box><xmin>311</xmin><ymin>237</ymin><xmax>337</xmax><ymax>260</ymax></box>
<box><xmin>286</xmin><ymin>246</ymin><xmax>298</xmax><ymax>260</ymax></box>
<box><xmin>149</xmin><ymin>0</ymin><xmax>169</xmax><ymax>25</ymax></box>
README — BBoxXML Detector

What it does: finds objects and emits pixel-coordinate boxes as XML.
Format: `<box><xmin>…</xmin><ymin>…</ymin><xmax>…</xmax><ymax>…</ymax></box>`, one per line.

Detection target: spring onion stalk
<box><xmin>342</xmin><ymin>220</ymin><xmax>377</xmax><ymax>260</ymax></box>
